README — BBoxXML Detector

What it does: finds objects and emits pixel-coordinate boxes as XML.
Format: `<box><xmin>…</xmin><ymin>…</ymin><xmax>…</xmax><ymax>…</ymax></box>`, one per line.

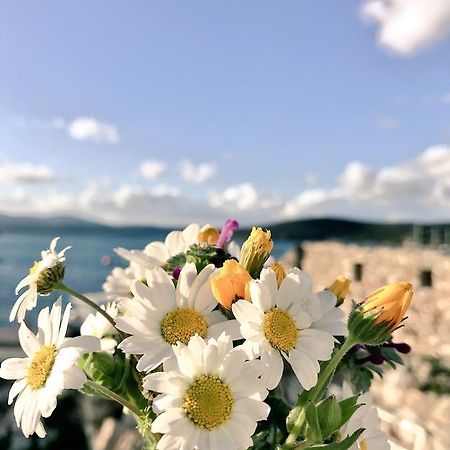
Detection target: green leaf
<box><xmin>316</xmin><ymin>396</ymin><xmax>342</xmax><ymax>440</ymax></box>
<box><xmin>305</xmin><ymin>402</ymin><xmax>322</xmax><ymax>443</ymax></box>
<box><xmin>338</xmin><ymin>395</ymin><xmax>361</xmax><ymax>427</ymax></box>
<box><xmin>286</xmin><ymin>391</ymin><xmax>310</xmax><ymax>433</ymax></box>
<box><xmin>303</xmin><ymin>428</ymin><xmax>365</xmax><ymax>450</ymax></box>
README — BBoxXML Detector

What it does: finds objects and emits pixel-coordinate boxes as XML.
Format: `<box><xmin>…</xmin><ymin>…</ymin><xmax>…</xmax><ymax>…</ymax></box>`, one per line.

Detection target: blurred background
<box><xmin>0</xmin><ymin>1</ymin><xmax>449</xmax><ymax>449</ymax></box>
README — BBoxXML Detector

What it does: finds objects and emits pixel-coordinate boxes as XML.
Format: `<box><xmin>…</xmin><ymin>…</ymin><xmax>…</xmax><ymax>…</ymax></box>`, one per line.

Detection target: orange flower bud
<box><xmin>198</xmin><ymin>225</ymin><xmax>220</xmax><ymax>245</ymax></box>
<box><xmin>362</xmin><ymin>281</ymin><xmax>413</xmax><ymax>330</ymax></box>
<box><xmin>327</xmin><ymin>275</ymin><xmax>351</xmax><ymax>306</ymax></box>
<box><xmin>211</xmin><ymin>260</ymin><xmax>251</xmax><ymax>310</ymax></box>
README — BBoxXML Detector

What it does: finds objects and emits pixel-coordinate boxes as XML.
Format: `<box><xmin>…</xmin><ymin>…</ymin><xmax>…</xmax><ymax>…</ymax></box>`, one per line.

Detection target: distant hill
<box><xmin>0</xmin><ymin>214</ymin><xmax>170</xmax><ymax>236</ymax></box>
<box><xmin>263</xmin><ymin>218</ymin><xmax>450</xmax><ymax>245</ymax></box>
<box><xmin>0</xmin><ymin>214</ymin><xmax>448</xmax><ymax>245</ymax></box>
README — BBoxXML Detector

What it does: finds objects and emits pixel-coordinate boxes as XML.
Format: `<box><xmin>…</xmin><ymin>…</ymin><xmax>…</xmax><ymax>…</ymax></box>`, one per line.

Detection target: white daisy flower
<box><xmin>314</xmin><ymin>289</ymin><xmax>348</xmax><ymax>337</ymax></box>
<box><xmin>104</xmin><ymin>224</ymin><xmax>201</xmax><ymax>299</ymax></box>
<box><xmin>232</xmin><ymin>267</ymin><xmax>336</xmax><ymax>391</ymax></box>
<box><xmin>0</xmin><ymin>299</ymin><xmax>100</xmax><ymax>438</ymax></box>
<box><xmin>339</xmin><ymin>384</ymin><xmax>389</xmax><ymax>450</ymax></box>
<box><xmin>80</xmin><ymin>301</ymin><xmax>119</xmax><ymax>352</ymax></box>
<box><xmin>144</xmin><ymin>334</ymin><xmax>270</xmax><ymax>450</ymax></box>
<box><xmin>103</xmin><ymin>265</ymin><xmax>140</xmax><ymax>299</ymax></box>
<box><xmin>115</xmin><ymin>223</ymin><xmax>201</xmax><ymax>275</ymax></box>
<box><xmin>11</xmin><ymin>237</ymin><xmax>71</xmax><ymax>323</ymax></box>
<box><xmin>116</xmin><ymin>263</ymin><xmax>241</xmax><ymax>372</ymax></box>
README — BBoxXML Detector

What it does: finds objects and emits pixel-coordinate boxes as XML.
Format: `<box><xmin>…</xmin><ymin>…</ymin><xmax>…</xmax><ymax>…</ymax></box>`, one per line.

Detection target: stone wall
<box><xmin>284</xmin><ymin>241</ymin><xmax>450</xmax><ymax>450</ymax></box>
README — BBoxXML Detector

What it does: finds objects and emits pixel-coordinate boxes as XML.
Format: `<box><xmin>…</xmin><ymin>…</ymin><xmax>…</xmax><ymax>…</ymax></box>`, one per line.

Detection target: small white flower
<box><xmin>11</xmin><ymin>237</ymin><xmax>71</xmax><ymax>323</ymax></box>
<box><xmin>232</xmin><ymin>267</ymin><xmax>336</xmax><ymax>391</ymax></box>
<box><xmin>103</xmin><ymin>224</ymin><xmax>201</xmax><ymax>299</ymax></box>
<box><xmin>116</xmin><ymin>263</ymin><xmax>241</xmax><ymax>372</ymax></box>
<box><xmin>340</xmin><ymin>384</ymin><xmax>389</xmax><ymax>450</ymax></box>
<box><xmin>80</xmin><ymin>302</ymin><xmax>119</xmax><ymax>352</ymax></box>
<box><xmin>0</xmin><ymin>299</ymin><xmax>100</xmax><ymax>438</ymax></box>
<box><xmin>115</xmin><ymin>223</ymin><xmax>201</xmax><ymax>275</ymax></box>
<box><xmin>144</xmin><ymin>334</ymin><xmax>270</xmax><ymax>450</ymax></box>
<box><xmin>103</xmin><ymin>266</ymin><xmax>138</xmax><ymax>299</ymax></box>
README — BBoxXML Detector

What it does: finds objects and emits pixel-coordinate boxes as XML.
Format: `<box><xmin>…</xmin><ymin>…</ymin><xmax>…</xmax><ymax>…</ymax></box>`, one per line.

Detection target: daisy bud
<box><xmin>348</xmin><ymin>281</ymin><xmax>413</xmax><ymax>345</ymax></box>
<box><xmin>198</xmin><ymin>224</ymin><xmax>220</xmax><ymax>245</ymax></box>
<box><xmin>269</xmin><ymin>261</ymin><xmax>286</xmax><ymax>287</ymax></box>
<box><xmin>211</xmin><ymin>260</ymin><xmax>251</xmax><ymax>310</ymax></box>
<box><xmin>32</xmin><ymin>261</ymin><xmax>66</xmax><ymax>295</ymax></box>
<box><xmin>316</xmin><ymin>395</ymin><xmax>343</xmax><ymax>438</ymax></box>
<box><xmin>239</xmin><ymin>227</ymin><xmax>273</xmax><ymax>277</ymax></box>
<box><xmin>327</xmin><ymin>275</ymin><xmax>351</xmax><ymax>306</ymax></box>
<box><xmin>11</xmin><ymin>237</ymin><xmax>71</xmax><ymax>323</ymax></box>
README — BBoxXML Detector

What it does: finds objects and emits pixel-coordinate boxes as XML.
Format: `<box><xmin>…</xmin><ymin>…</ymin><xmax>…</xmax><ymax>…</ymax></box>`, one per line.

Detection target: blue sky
<box><xmin>0</xmin><ymin>1</ymin><xmax>449</xmax><ymax>226</ymax></box>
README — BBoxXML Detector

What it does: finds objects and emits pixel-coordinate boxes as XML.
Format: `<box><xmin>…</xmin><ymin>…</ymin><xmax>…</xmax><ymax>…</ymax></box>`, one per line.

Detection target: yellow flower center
<box><xmin>160</xmin><ymin>308</ymin><xmax>208</xmax><ymax>345</ymax></box>
<box><xmin>27</xmin><ymin>345</ymin><xmax>57</xmax><ymax>390</ymax></box>
<box><xmin>263</xmin><ymin>307</ymin><xmax>298</xmax><ymax>352</ymax></box>
<box><xmin>183</xmin><ymin>374</ymin><xmax>234</xmax><ymax>430</ymax></box>
<box><xmin>29</xmin><ymin>261</ymin><xmax>41</xmax><ymax>276</ymax></box>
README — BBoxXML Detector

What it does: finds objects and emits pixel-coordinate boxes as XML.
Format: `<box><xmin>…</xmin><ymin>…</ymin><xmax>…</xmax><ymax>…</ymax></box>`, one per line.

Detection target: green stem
<box><xmin>56</xmin><ymin>282</ymin><xmax>127</xmax><ymax>340</ymax></box>
<box><xmin>85</xmin><ymin>379</ymin><xmax>142</xmax><ymax>418</ymax></box>
<box><xmin>309</xmin><ymin>337</ymin><xmax>356</xmax><ymax>403</ymax></box>
<box><xmin>283</xmin><ymin>335</ymin><xmax>357</xmax><ymax>446</ymax></box>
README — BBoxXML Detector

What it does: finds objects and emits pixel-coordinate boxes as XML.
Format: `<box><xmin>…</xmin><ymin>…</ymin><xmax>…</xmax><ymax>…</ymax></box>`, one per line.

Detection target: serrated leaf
<box><xmin>338</xmin><ymin>396</ymin><xmax>358</xmax><ymax>422</ymax></box>
<box><xmin>303</xmin><ymin>428</ymin><xmax>365</xmax><ymax>450</ymax></box>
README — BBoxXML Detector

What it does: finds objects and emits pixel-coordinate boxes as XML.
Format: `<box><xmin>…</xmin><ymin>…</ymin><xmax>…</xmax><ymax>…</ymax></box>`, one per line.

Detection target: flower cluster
<box><xmin>0</xmin><ymin>222</ymin><xmax>414</xmax><ymax>450</ymax></box>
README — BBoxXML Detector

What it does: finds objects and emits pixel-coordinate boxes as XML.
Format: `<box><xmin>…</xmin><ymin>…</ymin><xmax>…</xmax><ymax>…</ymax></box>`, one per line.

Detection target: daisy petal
<box><xmin>63</xmin><ymin>366</ymin><xmax>87</xmax><ymax>390</ymax></box>
<box><xmin>261</xmin><ymin>348</ymin><xmax>284</xmax><ymax>390</ymax></box>
<box><xmin>0</xmin><ymin>358</ymin><xmax>28</xmax><ymax>380</ymax></box>
<box><xmin>18</xmin><ymin>323</ymin><xmax>40</xmax><ymax>357</ymax></box>
<box><xmin>208</xmin><ymin>319</ymin><xmax>242</xmax><ymax>340</ymax></box>
<box><xmin>232</xmin><ymin>300</ymin><xmax>263</xmax><ymax>325</ymax></box>
<box><xmin>286</xmin><ymin>348</ymin><xmax>320</xmax><ymax>391</ymax></box>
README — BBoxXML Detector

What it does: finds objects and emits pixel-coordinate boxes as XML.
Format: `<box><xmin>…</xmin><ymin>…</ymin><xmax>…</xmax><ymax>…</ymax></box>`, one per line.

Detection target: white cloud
<box><xmin>283</xmin><ymin>189</ymin><xmax>339</xmax><ymax>218</ymax></box>
<box><xmin>1</xmin><ymin>145</ymin><xmax>449</xmax><ymax>225</ymax></box>
<box><xmin>208</xmin><ymin>183</ymin><xmax>284</xmax><ymax>223</ymax></box>
<box><xmin>139</xmin><ymin>160</ymin><xmax>167</xmax><ymax>180</ymax></box>
<box><xmin>377</xmin><ymin>117</ymin><xmax>399</xmax><ymax>129</ymax></box>
<box><xmin>416</xmin><ymin>145</ymin><xmax>450</xmax><ymax>179</ymax></box>
<box><xmin>283</xmin><ymin>145</ymin><xmax>450</xmax><ymax>221</ymax></box>
<box><xmin>151</xmin><ymin>184</ymin><xmax>180</xmax><ymax>197</ymax></box>
<box><xmin>361</xmin><ymin>0</ymin><xmax>450</xmax><ymax>56</ymax></box>
<box><xmin>374</xmin><ymin>165</ymin><xmax>433</xmax><ymax>200</ymax></box>
<box><xmin>0</xmin><ymin>159</ymin><xmax>54</xmax><ymax>184</ymax></box>
<box><xmin>179</xmin><ymin>160</ymin><xmax>217</xmax><ymax>184</ymax></box>
<box><xmin>338</xmin><ymin>161</ymin><xmax>376</xmax><ymax>196</ymax></box>
<box><xmin>12</xmin><ymin>115</ymin><xmax>120</xmax><ymax>144</ymax></box>
<box><xmin>67</xmin><ymin>117</ymin><xmax>119</xmax><ymax>143</ymax></box>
